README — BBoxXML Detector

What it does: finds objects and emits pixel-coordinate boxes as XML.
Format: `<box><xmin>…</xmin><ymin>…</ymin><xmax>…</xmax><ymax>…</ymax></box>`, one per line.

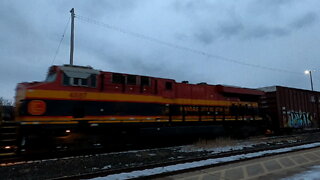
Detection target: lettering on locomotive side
<box><xmin>69</xmin><ymin>92</ymin><xmax>87</xmax><ymax>99</ymax></box>
<box><xmin>181</xmin><ymin>106</ymin><xmax>199</xmax><ymax>112</ymax></box>
<box><xmin>199</xmin><ymin>107</ymin><xmax>216</xmax><ymax>112</ymax></box>
<box><xmin>180</xmin><ymin>106</ymin><xmax>223</xmax><ymax>112</ymax></box>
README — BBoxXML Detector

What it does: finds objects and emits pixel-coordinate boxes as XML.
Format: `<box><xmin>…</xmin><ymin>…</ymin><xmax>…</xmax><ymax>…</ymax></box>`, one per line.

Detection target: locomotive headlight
<box><xmin>66</xmin><ymin>130</ymin><xmax>71</xmax><ymax>133</ymax></box>
<box><xmin>4</xmin><ymin>146</ymin><xmax>11</xmax><ymax>149</ymax></box>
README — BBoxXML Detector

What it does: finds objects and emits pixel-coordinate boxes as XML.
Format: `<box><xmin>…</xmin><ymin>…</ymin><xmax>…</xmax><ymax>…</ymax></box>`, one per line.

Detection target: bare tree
<box><xmin>0</xmin><ymin>97</ymin><xmax>14</xmax><ymax>122</ymax></box>
<box><xmin>0</xmin><ymin>97</ymin><xmax>13</xmax><ymax>106</ymax></box>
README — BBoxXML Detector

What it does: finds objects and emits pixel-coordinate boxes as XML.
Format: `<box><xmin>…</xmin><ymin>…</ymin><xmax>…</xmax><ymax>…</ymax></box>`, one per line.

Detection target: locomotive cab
<box><xmin>45</xmin><ymin>66</ymin><xmax>58</xmax><ymax>82</ymax></box>
<box><xmin>59</xmin><ymin>65</ymin><xmax>100</xmax><ymax>88</ymax></box>
<box><xmin>14</xmin><ymin>65</ymin><xmax>101</xmax><ymax>123</ymax></box>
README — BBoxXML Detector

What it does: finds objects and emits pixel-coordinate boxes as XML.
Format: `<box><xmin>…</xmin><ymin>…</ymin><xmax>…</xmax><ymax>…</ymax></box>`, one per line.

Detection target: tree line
<box><xmin>0</xmin><ymin>97</ymin><xmax>13</xmax><ymax>107</ymax></box>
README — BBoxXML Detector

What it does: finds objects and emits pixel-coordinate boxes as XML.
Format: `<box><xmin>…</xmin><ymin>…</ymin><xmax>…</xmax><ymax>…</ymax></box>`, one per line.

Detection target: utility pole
<box><xmin>309</xmin><ymin>70</ymin><xmax>314</xmax><ymax>91</ymax></box>
<box><xmin>305</xmin><ymin>70</ymin><xmax>314</xmax><ymax>91</ymax></box>
<box><xmin>69</xmin><ymin>8</ymin><xmax>75</xmax><ymax>66</ymax></box>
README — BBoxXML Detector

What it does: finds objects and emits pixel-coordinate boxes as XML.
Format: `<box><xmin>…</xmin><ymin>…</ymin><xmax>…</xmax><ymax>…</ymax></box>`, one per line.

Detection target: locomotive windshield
<box><xmin>45</xmin><ymin>67</ymin><xmax>57</xmax><ymax>82</ymax></box>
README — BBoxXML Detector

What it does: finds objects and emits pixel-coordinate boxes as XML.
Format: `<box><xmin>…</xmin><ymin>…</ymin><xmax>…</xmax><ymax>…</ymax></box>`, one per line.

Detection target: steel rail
<box><xmin>55</xmin><ymin>138</ymin><xmax>320</xmax><ymax>180</ymax></box>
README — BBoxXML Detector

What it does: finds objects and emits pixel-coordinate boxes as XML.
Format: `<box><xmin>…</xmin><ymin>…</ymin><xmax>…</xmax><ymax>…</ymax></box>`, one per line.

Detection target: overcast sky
<box><xmin>1</xmin><ymin>0</ymin><xmax>320</xmax><ymax>100</ymax></box>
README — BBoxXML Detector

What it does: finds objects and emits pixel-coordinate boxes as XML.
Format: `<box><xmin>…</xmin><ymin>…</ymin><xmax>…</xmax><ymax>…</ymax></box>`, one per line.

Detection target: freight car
<box><xmin>0</xmin><ymin>64</ymin><xmax>266</xmax><ymax>153</ymax></box>
<box><xmin>260</xmin><ymin>86</ymin><xmax>320</xmax><ymax>133</ymax></box>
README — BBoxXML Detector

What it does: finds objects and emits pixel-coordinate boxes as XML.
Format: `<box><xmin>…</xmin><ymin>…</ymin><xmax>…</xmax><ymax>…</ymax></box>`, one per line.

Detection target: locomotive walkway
<box><xmin>157</xmin><ymin>146</ymin><xmax>320</xmax><ymax>180</ymax></box>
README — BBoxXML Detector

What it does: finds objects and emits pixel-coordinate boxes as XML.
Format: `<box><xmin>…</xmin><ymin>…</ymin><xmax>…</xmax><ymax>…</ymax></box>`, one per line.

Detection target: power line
<box><xmin>76</xmin><ymin>15</ymin><xmax>301</xmax><ymax>75</ymax></box>
<box><xmin>51</xmin><ymin>17</ymin><xmax>70</xmax><ymax>65</ymax></box>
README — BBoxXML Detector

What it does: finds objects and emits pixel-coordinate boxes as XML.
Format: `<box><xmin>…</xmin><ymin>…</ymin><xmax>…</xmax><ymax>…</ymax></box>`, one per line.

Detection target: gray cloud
<box><xmin>194</xmin><ymin>20</ymin><xmax>245</xmax><ymax>45</ymax></box>
<box><xmin>0</xmin><ymin>3</ymin><xmax>38</xmax><ymax>45</ymax></box>
<box><xmin>192</xmin><ymin>11</ymin><xmax>318</xmax><ymax>44</ymax></box>
<box><xmin>193</xmin><ymin>23</ymin><xmax>290</xmax><ymax>44</ymax></box>
<box><xmin>248</xmin><ymin>0</ymin><xmax>297</xmax><ymax>15</ymax></box>
<box><xmin>54</xmin><ymin>0</ymin><xmax>140</xmax><ymax>17</ymax></box>
<box><xmin>194</xmin><ymin>30</ymin><xmax>216</xmax><ymax>45</ymax></box>
<box><xmin>1</xmin><ymin>0</ymin><xmax>320</xmax><ymax>100</ymax></box>
<box><xmin>291</xmin><ymin>12</ymin><xmax>318</xmax><ymax>29</ymax></box>
<box><xmin>243</xmin><ymin>26</ymin><xmax>289</xmax><ymax>39</ymax></box>
<box><xmin>255</xmin><ymin>0</ymin><xmax>296</xmax><ymax>7</ymax></box>
<box><xmin>173</xmin><ymin>0</ymin><xmax>214</xmax><ymax>14</ymax></box>
<box><xmin>217</xmin><ymin>22</ymin><xmax>244</xmax><ymax>38</ymax></box>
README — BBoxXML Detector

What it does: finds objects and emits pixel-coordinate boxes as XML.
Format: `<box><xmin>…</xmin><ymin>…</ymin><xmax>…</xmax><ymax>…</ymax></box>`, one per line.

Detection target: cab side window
<box><xmin>63</xmin><ymin>72</ymin><xmax>96</xmax><ymax>87</ymax></box>
<box><xmin>90</xmin><ymin>75</ymin><xmax>96</xmax><ymax>87</ymax></box>
<box><xmin>165</xmin><ymin>82</ymin><xmax>173</xmax><ymax>90</ymax></box>
<box><xmin>127</xmin><ymin>75</ymin><xmax>137</xmax><ymax>85</ymax></box>
<box><xmin>63</xmin><ymin>73</ymin><xmax>71</xmax><ymax>86</ymax></box>
<box><xmin>141</xmin><ymin>76</ymin><xmax>150</xmax><ymax>86</ymax></box>
<box><xmin>112</xmin><ymin>73</ymin><xmax>125</xmax><ymax>84</ymax></box>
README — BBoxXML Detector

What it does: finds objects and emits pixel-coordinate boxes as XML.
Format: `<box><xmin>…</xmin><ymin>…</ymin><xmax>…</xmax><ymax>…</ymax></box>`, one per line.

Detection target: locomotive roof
<box><xmin>56</xmin><ymin>64</ymin><xmax>178</xmax><ymax>82</ymax></box>
<box><xmin>217</xmin><ymin>84</ymin><xmax>264</xmax><ymax>96</ymax></box>
<box><xmin>57</xmin><ymin>65</ymin><xmax>100</xmax><ymax>79</ymax></box>
<box><xmin>59</xmin><ymin>65</ymin><xmax>100</xmax><ymax>74</ymax></box>
<box><xmin>55</xmin><ymin>65</ymin><xmax>261</xmax><ymax>96</ymax></box>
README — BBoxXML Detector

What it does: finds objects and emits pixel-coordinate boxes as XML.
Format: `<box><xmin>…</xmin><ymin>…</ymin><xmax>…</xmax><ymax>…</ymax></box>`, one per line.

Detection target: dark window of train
<box><xmin>165</xmin><ymin>82</ymin><xmax>172</xmax><ymax>90</ymax></box>
<box><xmin>63</xmin><ymin>73</ymin><xmax>70</xmax><ymax>85</ymax></box>
<box><xmin>112</xmin><ymin>73</ymin><xmax>124</xmax><ymax>84</ymax></box>
<box><xmin>90</xmin><ymin>75</ymin><xmax>96</xmax><ymax>87</ymax></box>
<box><xmin>81</xmin><ymin>78</ymin><xmax>88</xmax><ymax>86</ymax></box>
<box><xmin>73</xmin><ymin>78</ymin><xmax>80</xmax><ymax>85</ymax></box>
<box><xmin>127</xmin><ymin>75</ymin><xmax>137</xmax><ymax>85</ymax></box>
<box><xmin>141</xmin><ymin>76</ymin><xmax>150</xmax><ymax>86</ymax></box>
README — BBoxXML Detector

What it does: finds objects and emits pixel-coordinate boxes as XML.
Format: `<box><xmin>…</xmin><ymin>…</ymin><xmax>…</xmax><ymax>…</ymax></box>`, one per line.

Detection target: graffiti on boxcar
<box><xmin>285</xmin><ymin>111</ymin><xmax>312</xmax><ymax>128</ymax></box>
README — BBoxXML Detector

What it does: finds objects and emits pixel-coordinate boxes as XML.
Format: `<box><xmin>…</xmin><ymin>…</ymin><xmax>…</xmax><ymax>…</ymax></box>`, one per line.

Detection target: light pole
<box><xmin>304</xmin><ymin>70</ymin><xmax>320</xmax><ymax>128</ymax></box>
<box><xmin>305</xmin><ymin>70</ymin><xmax>314</xmax><ymax>91</ymax></box>
<box><xmin>70</xmin><ymin>8</ymin><xmax>75</xmax><ymax>66</ymax></box>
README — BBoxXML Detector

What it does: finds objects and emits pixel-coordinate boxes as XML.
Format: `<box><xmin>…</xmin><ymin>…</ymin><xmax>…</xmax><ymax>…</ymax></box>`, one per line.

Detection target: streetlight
<box><xmin>305</xmin><ymin>70</ymin><xmax>319</xmax><ymax>127</ymax></box>
<box><xmin>304</xmin><ymin>70</ymin><xmax>314</xmax><ymax>91</ymax></box>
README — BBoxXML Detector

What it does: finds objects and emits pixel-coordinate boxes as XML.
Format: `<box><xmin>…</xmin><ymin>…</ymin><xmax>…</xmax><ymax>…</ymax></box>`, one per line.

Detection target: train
<box><xmin>260</xmin><ymin>86</ymin><xmax>320</xmax><ymax>132</ymax></box>
<box><xmin>16</xmin><ymin>64</ymin><xmax>264</xmax><ymax>139</ymax></box>
<box><xmin>0</xmin><ymin>64</ymin><xmax>319</xmax><ymax>155</ymax></box>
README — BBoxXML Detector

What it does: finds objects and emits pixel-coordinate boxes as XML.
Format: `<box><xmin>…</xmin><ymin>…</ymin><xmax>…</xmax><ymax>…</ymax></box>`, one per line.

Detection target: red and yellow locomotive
<box><xmin>14</xmin><ymin>64</ymin><xmax>265</xmax><ymax>145</ymax></box>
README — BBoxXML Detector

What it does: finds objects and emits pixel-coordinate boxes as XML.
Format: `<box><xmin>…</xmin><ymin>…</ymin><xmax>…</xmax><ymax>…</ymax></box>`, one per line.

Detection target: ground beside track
<box><xmin>154</xmin><ymin>146</ymin><xmax>320</xmax><ymax>180</ymax></box>
<box><xmin>1</xmin><ymin>133</ymin><xmax>320</xmax><ymax>179</ymax></box>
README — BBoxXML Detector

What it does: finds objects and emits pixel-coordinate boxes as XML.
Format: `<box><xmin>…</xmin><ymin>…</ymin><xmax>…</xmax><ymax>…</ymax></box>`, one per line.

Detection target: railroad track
<box><xmin>0</xmin><ymin>135</ymin><xmax>191</xmax><ymax>164</ymax></box>
<box><xmin>55</xmin><ymin>136</ymin><xmax>320</xmax><ymax>180</ymax></box>
<box><xmin>1</xmin><ymin>131</ymin><xmax>320</xmax><ymax>179</ymax></box>
<box><xmin>0</xmin><ymin>121</ymin><xmax>19</xmax><ymax>157</ymax></box>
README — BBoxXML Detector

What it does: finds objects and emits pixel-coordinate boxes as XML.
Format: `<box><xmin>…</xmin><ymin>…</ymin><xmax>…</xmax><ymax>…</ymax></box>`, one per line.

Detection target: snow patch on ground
<box><xmin>178</xmin><ymin>142</ymin><xmax>255</xmax><ymax>154</ymax></box>
<box><xmin>101</xmin><ymin>165</ymin><xmax>112</xmax><ymax>170</ymax></box>
<box><xmin>282</xmin><ymin>165</ymin><xmax>320</xmax><ymax>180</ymax></box>
<box><xmin>91</xmin><ymin>142</ymin><xmax>320</xmax><ymax>180</ymax></box>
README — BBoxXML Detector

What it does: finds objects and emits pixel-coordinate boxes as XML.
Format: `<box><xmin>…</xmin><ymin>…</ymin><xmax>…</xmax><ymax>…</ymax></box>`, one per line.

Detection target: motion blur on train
<box><xmin>14</xmin><ymin>64</ymin><xmax>264</xmax><ymax>146</ymax></box>
<box><xmin>1</xmin><ymin>64</ymin><xmax>319</xmax><ymax>154</ymax></box>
